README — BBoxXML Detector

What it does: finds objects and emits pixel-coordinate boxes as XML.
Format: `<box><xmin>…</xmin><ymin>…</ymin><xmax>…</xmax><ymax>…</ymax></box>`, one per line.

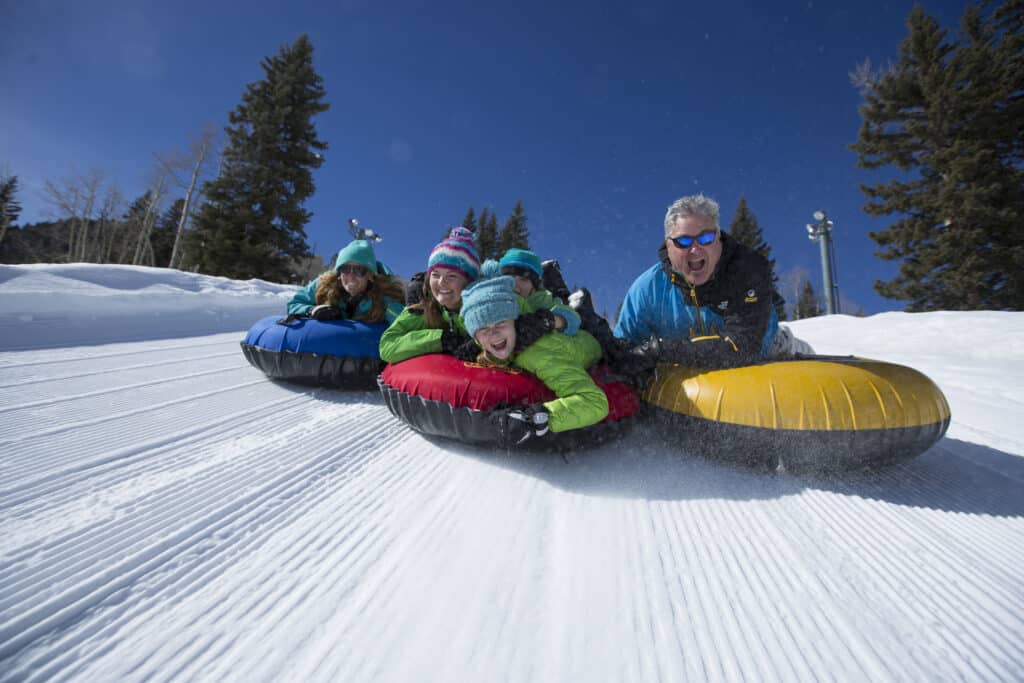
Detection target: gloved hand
<box><xmin>309</xmin><ymin>304</ymin><xmax>343</xmax><ymax>321</ymax></box>
<box><xmin>440</xmin><ymin>329</ymin><xmax>479</xmax><ymax>361</ymax></box>
<box><xmin>608</xmin><ymin>338</ymin><xmax>659</xmax><ymax>387</ymax></box>
<box><xmin>514</xmin><ymin>309</ymin><xmax>555</xmax><ymax>351</ymax></box>
<box><xmin>492</xmin><ymin>403</ymin><xmax>550</xmax><ymax>446</ymax></box>
<box><xmin>406</xmin><ymin>271</ymin><xmax>426</xmax><ymax>306</ymax></box>
<box><xmin>629</xmin><ymin>334</ymin><xmax>746</xmax><ymax>368</ymax></box>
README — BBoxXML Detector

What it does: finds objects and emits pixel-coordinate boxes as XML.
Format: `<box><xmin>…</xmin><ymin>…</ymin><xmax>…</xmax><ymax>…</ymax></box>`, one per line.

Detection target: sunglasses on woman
<box><xmin>669</xmin><ymin>230</ymin><xmax>718</xmax><ymax>249</ymax></box>
<box><xmin>338</xmin><ymin>264</ymin><xmax>370</xmax><ymax>276</ymax></box>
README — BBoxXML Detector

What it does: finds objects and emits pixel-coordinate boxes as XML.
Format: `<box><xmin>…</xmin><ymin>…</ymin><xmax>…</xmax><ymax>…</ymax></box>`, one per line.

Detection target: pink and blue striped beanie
<box><xmin>427</xmin><ymin>227</ymin><xmax>480</xmax><ymax>281</ymax></box>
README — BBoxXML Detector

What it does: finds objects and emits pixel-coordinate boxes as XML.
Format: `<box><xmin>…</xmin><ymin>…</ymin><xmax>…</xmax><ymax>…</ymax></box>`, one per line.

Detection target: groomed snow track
<box><xmin>1</xmin><ymin>331</ymin><xmax>1023</xmax><ymax>682</ymax></box>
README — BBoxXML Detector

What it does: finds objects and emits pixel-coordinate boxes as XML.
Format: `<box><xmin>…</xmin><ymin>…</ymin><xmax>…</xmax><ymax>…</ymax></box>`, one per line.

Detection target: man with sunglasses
<box><xmin>613</xmin><ymin>194</ymin><xmax>784</xmax><ymax>373</ymax></box>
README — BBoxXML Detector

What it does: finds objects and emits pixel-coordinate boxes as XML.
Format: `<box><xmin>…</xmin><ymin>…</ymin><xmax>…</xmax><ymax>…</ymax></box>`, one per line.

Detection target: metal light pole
<box><xmin>806</xmin><ymin>210</ymin><xmax>840</xmax><ymax>315</ymax></box>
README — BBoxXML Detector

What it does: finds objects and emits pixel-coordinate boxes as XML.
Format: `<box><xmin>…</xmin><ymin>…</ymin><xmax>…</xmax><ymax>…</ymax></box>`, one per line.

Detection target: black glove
<box><xmin>631</xmin><ymin>334</ymin><xmax>748</xmax><ymax>369</ymax></box>
<box><xmin>514</xmin><ymin>309</ymin><xmax>555</xmax><ymax>351</ymax></box>
<box><xmin>309</xmin><ymin>304</ymin><xmax>343</xmax><ymax>321</ymax></box>
<box><xmin>492</xmin><ymin>403</ymin><xmax>550</xmax><ymax>446</ymax></box>
<box><xmin>440</xmin><ymin>329</ymin><xmax>479</xmax><ymax>361</ymax></box>
<box><xmin>608</xmin><ymin>338</ymin><xmax>659</xmax><ymax>387</ymax></box>
<box><xmin>406</xmin><ymin>271</ymin><xmax>426</xmax><ymax>306</ymax></box>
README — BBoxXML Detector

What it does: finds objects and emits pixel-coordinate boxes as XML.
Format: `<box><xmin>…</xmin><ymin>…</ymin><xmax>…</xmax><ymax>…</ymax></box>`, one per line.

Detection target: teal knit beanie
<box><xmin>499</xmin><ymin>248</ymin><xmax>542</xmax><ymax>278</ymax></box>
<box><xmin>333</xmin><ymin>240</ymin><xmax>378</xmax><ymax>273</ymax></box>
<box><xmin>461</xmin><ymin>275</ymin><xmax>521</xmax><ymax>337</ymax></box>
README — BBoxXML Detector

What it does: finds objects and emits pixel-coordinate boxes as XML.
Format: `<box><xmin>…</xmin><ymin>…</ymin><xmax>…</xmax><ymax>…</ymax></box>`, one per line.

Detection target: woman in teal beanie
<box><xmin>286</xmin><ymin>238</ymin><xmax>405</xmax><ymax>324</ymax></box>
<box><xmin>461</xmin><ymin>271</ymin><xmax>608</xmax><ymax>445</ymax></box>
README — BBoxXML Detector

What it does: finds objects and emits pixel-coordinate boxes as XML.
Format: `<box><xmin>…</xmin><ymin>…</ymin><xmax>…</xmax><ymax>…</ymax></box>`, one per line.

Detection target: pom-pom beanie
<box><xmin>427</xmin><ymin>227</ymin><xmax>480</xmax><ymax>282</ymax></box>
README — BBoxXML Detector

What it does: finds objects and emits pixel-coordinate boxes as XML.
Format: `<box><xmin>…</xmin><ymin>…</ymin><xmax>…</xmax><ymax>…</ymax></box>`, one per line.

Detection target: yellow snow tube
<box><xmin>642</xmin><ymin>356</ymin><xmax>951</xmax><ymax>472</ymax></box>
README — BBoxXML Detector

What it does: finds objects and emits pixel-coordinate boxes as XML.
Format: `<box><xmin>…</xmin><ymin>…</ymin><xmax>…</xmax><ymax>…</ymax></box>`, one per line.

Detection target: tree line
<box><xmin>3</xmin><ymin>0</ymin><xmax>1021</xmax><ymax>311</ymax></box>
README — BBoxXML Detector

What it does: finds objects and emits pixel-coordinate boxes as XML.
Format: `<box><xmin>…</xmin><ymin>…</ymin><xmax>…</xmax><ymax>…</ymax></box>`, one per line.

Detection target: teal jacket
<box><xmin>286</xmin><ymin>277</ymin><xmax>403</xmax><ymax>324</ymax></box>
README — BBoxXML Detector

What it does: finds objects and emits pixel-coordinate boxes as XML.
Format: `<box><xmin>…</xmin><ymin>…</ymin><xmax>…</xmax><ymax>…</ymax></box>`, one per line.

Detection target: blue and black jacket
<box><xmin>614</xmin><ymin>231</ymin><xmax>778</xmax><ymax>365</ymax></box>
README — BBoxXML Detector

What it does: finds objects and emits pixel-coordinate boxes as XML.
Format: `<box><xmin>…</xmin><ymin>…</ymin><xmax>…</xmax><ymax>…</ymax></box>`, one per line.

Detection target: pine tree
<box><xmin>476</xmin><ymin>208</ymin><xmax>498</xmax><ymax>260</ymax></box>
<box><xmin>851</xmin><ymin>2</ymin><xmax>1024</xmax><ymax>311</ymax></box>
<box><xmin>0</xmin><ymin>174</ymin><xmax>21</xmax><ymax>249</ymax></box>
<box><xmin>153</xmin><ymin>199</ymin><xmax>184</xmax><ymax>267</ymax></box>
<box><xmin>497</xmin><ymin>199</ymin><xmax>530</xmax><ymax>255</ymax></box>
<box><xmin>460</xmin><ymin>207</ymin><xmax>477</xmax><ymax>235</ymax></box>
<box><xmin>729</xmin><ymin>196</ymin><xmax>787</xmax><ymax>321</ymax></box>
<box><xmin>795</xmin><ymin>280</ymin><xmax>823</xmax><ymax>319</ymax></box>
<box><xmin>191</xmin><ymin>34</ymin><xmax>328</xmax><ymax>282</ymax></box>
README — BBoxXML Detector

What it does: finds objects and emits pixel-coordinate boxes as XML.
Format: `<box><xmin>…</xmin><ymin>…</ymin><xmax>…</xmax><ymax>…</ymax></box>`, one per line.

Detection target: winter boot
<box><xmin>541</xmin><ymin>259</ymin><xmax>571</xmax><ymax>303</ymax></box>
<box><xmin>569</xmin><ymin>287</ymin><xmax>618</xmax><ymax>360</ymax></box>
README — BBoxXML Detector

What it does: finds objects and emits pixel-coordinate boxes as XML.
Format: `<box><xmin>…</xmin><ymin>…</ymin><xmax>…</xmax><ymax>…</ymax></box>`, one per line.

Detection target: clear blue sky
<box><xmin>3</xmin><ymin>0</ymin><xmax>970</xmax><ymax>316</ymax></box>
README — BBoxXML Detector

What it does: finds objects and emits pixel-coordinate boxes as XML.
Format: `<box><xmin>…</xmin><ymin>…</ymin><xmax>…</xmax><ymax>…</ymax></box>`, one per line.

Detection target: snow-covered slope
<box><xmin>1</xmin><ymin>264</ymin><xmax>1022</xmax><ymax>682</ymax></box>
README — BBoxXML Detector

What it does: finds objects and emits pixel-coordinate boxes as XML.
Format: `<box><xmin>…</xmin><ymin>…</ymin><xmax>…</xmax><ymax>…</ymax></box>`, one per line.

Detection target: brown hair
<box><xmin>407</xmin><ymin>278</ymin><xmax>457</xmax><ymax>329</ymax></box>
<box><xmin>315</xmin><ymin>271</ymin><xmax>405</xmax><ymax>323</ymax></box>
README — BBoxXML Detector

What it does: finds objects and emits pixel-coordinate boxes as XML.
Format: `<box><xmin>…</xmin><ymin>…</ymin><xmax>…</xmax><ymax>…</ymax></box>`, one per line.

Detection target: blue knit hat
<box><xmin>427</xmin><ymin>227</ymin><xmax>480</xmax><ymax>281</ymax></box>
<box><xmin>333</xmin><ymin>239</ymin><xmax>378</xmax><ymax>273</ymax></box>
<box><xmin>461</xmin><ymin>275</ymin><xmax>521</xmax><ymax>337</ymax></box>
<box><xmin>499</xmin><ymin>248</ymin><xmax>542</xmax><ymax>278</ymax></box>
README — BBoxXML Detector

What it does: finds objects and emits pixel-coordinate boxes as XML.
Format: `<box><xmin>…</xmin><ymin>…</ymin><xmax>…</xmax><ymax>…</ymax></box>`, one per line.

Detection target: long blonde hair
<box><xmin>315</xmin><ymin>271</ymin><xmax>404</xmax><ymax>323</ymax></box>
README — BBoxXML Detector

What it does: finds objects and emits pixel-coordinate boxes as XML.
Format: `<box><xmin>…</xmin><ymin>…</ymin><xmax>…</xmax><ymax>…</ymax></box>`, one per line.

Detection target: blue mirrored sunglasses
<box><xmin>338</xmin><ymin>264</ymin><xmax>370</xmax><ymax>276</ymax></box>
<box><xmin>670</xmin><ymin>230</ymin><xmax>718</xmax><ymax>249</ymax></box>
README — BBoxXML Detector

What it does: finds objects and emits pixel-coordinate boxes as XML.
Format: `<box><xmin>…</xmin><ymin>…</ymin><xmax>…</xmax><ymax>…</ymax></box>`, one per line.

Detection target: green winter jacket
<box><xmin>510</xmin><ymin>329</ymin><xmax>607</xmax><ymax>433</ymax></box>
<box><xmin>521</xmin><ymin>289</ymin><xmax>581</xmax><ymax>335</ymax></box>
<box><xmin>286</xmin><ymin>277</ymin><xmax>404</xmax><ymax>324</ymax></box>
<box><xmin>379</xmin><ymin>306</ymin><xmax>469</xmax><ymax>363</ymax></box>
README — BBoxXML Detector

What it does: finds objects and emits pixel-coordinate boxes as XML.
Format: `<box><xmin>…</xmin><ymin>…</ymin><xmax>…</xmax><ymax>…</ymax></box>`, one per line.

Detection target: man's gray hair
<box><xmin>664</xmin><ymin>194</ymin><xmax>720</xmax><ymax>237</ymax></box>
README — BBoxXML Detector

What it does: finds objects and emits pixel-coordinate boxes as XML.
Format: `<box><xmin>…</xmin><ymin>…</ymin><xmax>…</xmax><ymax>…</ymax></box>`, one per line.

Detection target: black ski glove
<box><xmin>607</xmin><ymin>338</ymin><xmax>658</xmax><ymax>388</ymax></box>
<box><xmin>514</xmin><ymin>309</ymin><xmax>555</xmax><ymax>351</ymax></box>
<box><xmin>440</xmin><ymin>329</ymin><xmax>479</xmax><ymax>361</ymax></box>
<box><xmin>309</xmin><ymin>304</ymin><xmax>343</xmax><ymax>321</ymax></box>
<box><xmin>492</xmin><ymin>403</ymin><xmax>550</xmax><ymax>446</ymax></box>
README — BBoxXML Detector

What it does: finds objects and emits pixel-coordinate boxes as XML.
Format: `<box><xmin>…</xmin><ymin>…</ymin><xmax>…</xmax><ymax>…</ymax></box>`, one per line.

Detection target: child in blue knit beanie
<box><xmin>460</xmin><ymin>270</ymin><xmax>609</xmax><ymax>446</ymax></box>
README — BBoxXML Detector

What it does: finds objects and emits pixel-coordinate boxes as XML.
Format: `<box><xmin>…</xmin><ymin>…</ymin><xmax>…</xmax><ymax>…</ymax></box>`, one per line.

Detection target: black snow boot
<box><xmin>541</xmin><ymin>259</ymin><xmax>571</xmax><ymax>304</ymax></box>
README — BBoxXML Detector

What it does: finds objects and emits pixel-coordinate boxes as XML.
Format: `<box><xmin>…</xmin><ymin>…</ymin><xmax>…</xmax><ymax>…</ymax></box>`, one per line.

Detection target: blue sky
<box><xmin>3</xmin><ymin>0</ymin><xmax>970</xmax><ymax>316</ymax></box>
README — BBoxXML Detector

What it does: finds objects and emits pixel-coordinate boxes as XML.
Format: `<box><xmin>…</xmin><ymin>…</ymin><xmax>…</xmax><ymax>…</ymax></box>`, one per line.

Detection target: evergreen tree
<box><xmin>191</xmin><ymin>34</ymin><xmax>328</xmax><ymax>282</ymax></box>
<box><xmin>460</xmin><ymin>207</ymin><xmax>477</xmax><ymax>235</ymax></box>
<box><xmin>153</xmin><ymin>199</ymin><xmax>184</xmax><ymax>267</ymax></box>
<box><xmin>795</xmin><ymin>280</ymin><xmax>823</xmax><ymax>319</ymax></box>
<box><xmin>497</xmin><ymin>199</ymin><xmax>530</xmax><ymax>255</ymax></box>
<box><xmin>729</xmin><ymin>196</ymin><xmax>786</xmax><ymax>321</ymax></box>
<box><xmin>0</xmin><ymin>174</ymin><xmax>22</xmax><ymax>249</ymax></box>
<box><xmin>851</xmin><ymin>2</ymin><xmax>1024</xmax><ymax>311</ymax></box>
<box><xmin>476</xmin><ymin>207</ymin><xmax>498</xmax><ymax>260</ymax></box>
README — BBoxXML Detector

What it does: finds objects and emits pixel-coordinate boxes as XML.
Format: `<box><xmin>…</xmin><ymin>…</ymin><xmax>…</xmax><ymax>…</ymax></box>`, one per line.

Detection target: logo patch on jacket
<box><xmin>744</xmin><ymin>288</ymin><xmax>758</xmax><ymax>303</ymax></box>
<box><xmin>717</xmin><ymin>300</ymin><xmax>729</xmax><ymax>310</ymax></box>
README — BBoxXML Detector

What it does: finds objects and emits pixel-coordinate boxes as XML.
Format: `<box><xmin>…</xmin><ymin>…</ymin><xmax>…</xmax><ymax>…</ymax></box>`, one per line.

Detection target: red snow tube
<box><xmin>378</xmin><ymin>354</ymin><xmax>639</xmax><ymax>450</ymax></box>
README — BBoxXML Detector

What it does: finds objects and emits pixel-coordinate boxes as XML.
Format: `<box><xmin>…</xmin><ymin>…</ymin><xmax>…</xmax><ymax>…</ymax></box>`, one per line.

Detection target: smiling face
<box><xmin>428</xmin><ymin>267</ymin><xmax>470</xmax><ymax>310</ymax></box>
<box><xmin>666</xmin><ymin>214</ymin><xmax>722</xmax><ymax>286</ymax></box>
<box><xmin>473</xmin><ymin>319</ymin><xmax>517</xmax><ymax>360</ymax></box>
<box><xmin>338</xmin><ymin>262</ymin><xmax>371</xmax><ymax>296</ymax></box>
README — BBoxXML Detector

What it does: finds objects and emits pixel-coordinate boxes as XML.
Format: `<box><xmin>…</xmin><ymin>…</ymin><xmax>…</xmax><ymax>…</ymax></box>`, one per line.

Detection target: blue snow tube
<box><xmin>240</xmin><ymin>315</ymin><xmax>387</xmax><ymax>389</ymax></box>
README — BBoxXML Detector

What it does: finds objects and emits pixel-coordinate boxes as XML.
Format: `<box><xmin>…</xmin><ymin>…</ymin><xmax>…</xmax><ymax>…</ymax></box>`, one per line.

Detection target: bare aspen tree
<box><xmin>152</xmin><ymin>125</ymin><xmax>219</xmax><ymax>269</ymax></box>
<box><xmin>43</xmin><ymin>169</ymin><xmax>105</xmax><ymax>262</ymax></box>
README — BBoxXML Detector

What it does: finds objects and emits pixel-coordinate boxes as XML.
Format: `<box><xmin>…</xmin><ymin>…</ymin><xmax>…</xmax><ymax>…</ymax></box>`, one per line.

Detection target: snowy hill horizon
<box><xmin>1</xmin><ymin>263</ymin><xmax>1022</xmax><ymax>681</ymax></box>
